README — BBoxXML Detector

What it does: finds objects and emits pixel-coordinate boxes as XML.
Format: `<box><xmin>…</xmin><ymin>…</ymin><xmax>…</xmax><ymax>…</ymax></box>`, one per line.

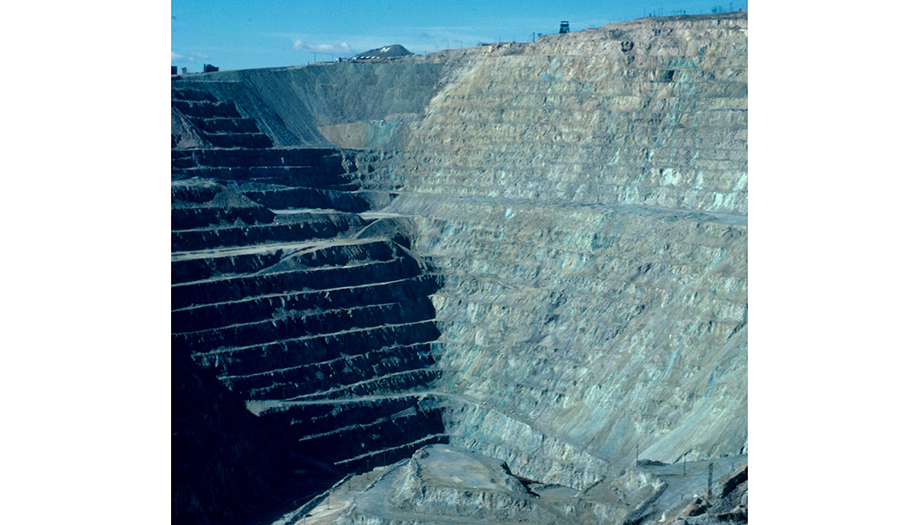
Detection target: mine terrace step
<box><xmin>172</xmin><ymin>100</ymin><xmax>242</xmax><ymax>118</ymax></box>
<box><xmin>170</xmin><ymin>151</ymin><xmax>199</xmax><ymax>170</ymax></box>
<box><xmin>173</xmin><ymin>294</ymin><xmax>435</xmax><ymax>340</ymax></box>
<box><xmin>172</xmin><ymin>295</ymin><xmax>436</xmax><ymax>352</ymax></box>
<box><xmin>243</xmin><ymin>186</ymin><xmax>371</xmax><ymax>214</ymax></box>
<box><xmin>217</xmin><ymin>351</ymin><xmax>438</xmax><ymax>398</ymax></box>
<box><xmin>196</xmin><ymin>132</ymin><xmax>273</xmax><ymax>149</ymax></box>
<box><xmin>334</xmin><ymin>433</ymin><xmax>449</xmax><ymax>468</ymax></box>
<box><xmin>244</xmin><ymin>367</ymin><xmax>442</xmax><ymax>403</ymax></box>
<box><xmin>170</xmin><ymin>258</ymin><xmax>424</xmax><ymax>310</ymax></box>
<box><xmin>297</xmin><ymin>409</ymin><xmax>426</xmax><ymax>442</ymax></box>
<box><xmin>170</xmin><ymin>166</ymin><xmax>356</xmax><ymax>189</ymax></box>
<box><xmin>187</xmin><ymin>320</ymin><xmax>440</xmax><ymax>371</ymax></box>
<box><xmin>170</xmin><ymin>205</ymin><xmax>276</xmax><ymax>231</ymax></box>
<box><xmin>181</xmin><ymin>148</ymin><xmax>348</xmax><ymax>170</ymax></box>
<box><xmin>275</xmin><ymin>368</ymin><xmax>440</xmax><ymax>401</ymax></box>
<box><xmin>194</xmin><ymin>334</ymin><xmax>436</xmax><ymax>383</ymax></box>
<box><xmin>170</xmin><ymin>179</ymin><xmax>221</xmax><ymax>203</ymax></box>
<box><xmin>171</xmin><ymin>216</ymin><xmax>364</xmax><ymax>252</ymax></box>
<box><xmin>248</xmin><ymin>392</ymin><xmax>448</xmax><ymax>420</ymax></box>
<box><xmin>171</xmin><ymin>275</ymin><xmax>440</xmax><ymax>332</ymax></box>
<box><xmin>265</xmin><ymin>392</ymin><xmax>432</xmax><ymax>423</ymax></box>
<box><xmin>171</xmin><ymin>88</ymin><xmax>218</xmax><ymax>102</ymax></box>
<box><xmin>283</xmin><ymin>239</ymin><xmax>398</xmax><ymax>268</ymax></box>
<box><xmin>170</xmin><ymin>237</ymin><xmax>386</xmax><ymax>263</ymax></box>
<box><xmin>199</xmin><ymin>342</ymin><xmax>435</xmax><ymax>389</ymax></box>
<box><xmin>170</xmin><ymin>249</ymin><xmax>288</xmax><ymax>285</ymax></box>
<box><xmin>187</xmin><ymin>117</ymin><xmax>261</xmax><ymax>134</ymax></box>
<box><xmin>293</xmin><ymin>407</ymin><xmax>444</xmax><ymax>462</ymax></box>
<box><xmin>170</xmin><ymin>239</ymin><xmax>399</xmax><ymax>285</ymax></box>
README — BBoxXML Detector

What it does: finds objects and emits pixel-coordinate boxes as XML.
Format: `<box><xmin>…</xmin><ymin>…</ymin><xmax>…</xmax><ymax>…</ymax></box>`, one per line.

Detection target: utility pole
<box><xmin>707</xmin><ymin>463</ymin><xmax>713</xmax><ymax>497</ymax></box>
<box><xmin>635</xmin><ymin>442</ymin><xmax>639</xmax><ymax>466</ymax></box>
<box><xmin>683</xmin><ymin>451</ymin><xmax>687</xmax><ymax>476</ymax></box>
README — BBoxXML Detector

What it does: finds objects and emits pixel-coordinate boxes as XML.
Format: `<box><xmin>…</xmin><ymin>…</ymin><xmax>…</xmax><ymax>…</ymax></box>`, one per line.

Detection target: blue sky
<box><xmin>172</xmin><ymin>1</ymin><xmax>747</xmax><ymax>72</ymax></box>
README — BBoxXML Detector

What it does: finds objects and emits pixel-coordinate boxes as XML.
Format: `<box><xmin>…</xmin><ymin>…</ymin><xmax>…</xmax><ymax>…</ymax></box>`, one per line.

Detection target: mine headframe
<box><xmin>559</xmin><ymin>21</ymin><xmax>570</xmax><ymax>34</ymax></box>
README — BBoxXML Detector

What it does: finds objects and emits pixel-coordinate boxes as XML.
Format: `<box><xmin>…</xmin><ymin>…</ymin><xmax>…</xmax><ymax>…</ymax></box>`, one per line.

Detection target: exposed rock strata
<box><xmin>172</xmin><ymin>10</ymin><xmax>748</xmax><ymax>525</ymax></box>
<box><xmin>373</xmin><ymin>9</ymin><xmax>748</xmax><ymax>477</ymax></box>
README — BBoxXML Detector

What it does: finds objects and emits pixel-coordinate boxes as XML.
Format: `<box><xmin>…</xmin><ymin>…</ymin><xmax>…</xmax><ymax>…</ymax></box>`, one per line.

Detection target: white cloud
<box><xmin>286</xmin><ymin>25</ymin><xmax>499</xmax><ymax>57</ymax></box>
<box><xmin>292</xmin><ymin>40</ymin><xmax>353</xmax><ymax>55</ymax></box>
<box><xmin>171</xmin><ymin>51</ymin><xmax>209</xmax><ymax>63</ymax></box>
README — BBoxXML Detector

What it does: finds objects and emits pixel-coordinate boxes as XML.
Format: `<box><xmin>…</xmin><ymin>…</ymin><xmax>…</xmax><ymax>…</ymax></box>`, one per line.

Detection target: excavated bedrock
<box><xmin>172</xmin><ymin>11</ymin><xmax>747</xmax><ymax>525</ymax></box>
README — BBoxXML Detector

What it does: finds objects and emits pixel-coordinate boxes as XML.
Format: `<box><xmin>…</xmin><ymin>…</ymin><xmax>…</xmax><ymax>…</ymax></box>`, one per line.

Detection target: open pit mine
<box><xmin>171</xmin><ymin>11</ymin><xmax>748</xmax><ymax>525</ymax></box>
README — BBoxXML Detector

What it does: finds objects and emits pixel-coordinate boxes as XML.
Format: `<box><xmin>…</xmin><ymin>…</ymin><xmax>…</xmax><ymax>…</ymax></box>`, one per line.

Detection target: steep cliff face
<box><xmin>170</xmin><ymin>91</ymin><xmax>449</xmax><ymax>523</ymax></box>
<box><xmin>376</xmin><ymin>11</ymin><xmax>748</xmax><ymax>473</ymax></box>
<box><xmin>175</xmin><ymin>51</ymin><xmax>486</xmax><ymax>150</ymax></box>
<box><xmin>172</xmin><ymin>10</ymin><xmax>747</xmax><ymax>525</ymax></box>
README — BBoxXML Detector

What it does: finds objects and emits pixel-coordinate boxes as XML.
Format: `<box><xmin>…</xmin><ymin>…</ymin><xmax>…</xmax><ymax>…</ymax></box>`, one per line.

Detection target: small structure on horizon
<box><xmin>559</xmin><ymin>21</ymin><xmax>570</xmax><ymax>34</ymax></box>
<box><xmin>203</xmin><ymin>63</ymin><xmax>219</xmax><ymax>73</ymax></box>
<box><xmin>171</xmin><ymin>66</ymin><xmax>177</xmax><ymax>75</ymax></box>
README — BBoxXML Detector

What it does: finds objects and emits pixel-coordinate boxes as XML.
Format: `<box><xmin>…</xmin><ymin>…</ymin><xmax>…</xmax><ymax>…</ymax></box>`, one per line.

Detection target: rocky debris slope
<box><xmin>656</xmin><ymin>462</ymin><xmax>748</xmax><ymax>524</ymax></box>
<box><xmin>290</xmin><ymin>445</ymin><xmax>747</xmax><ymax>525</ymax></box>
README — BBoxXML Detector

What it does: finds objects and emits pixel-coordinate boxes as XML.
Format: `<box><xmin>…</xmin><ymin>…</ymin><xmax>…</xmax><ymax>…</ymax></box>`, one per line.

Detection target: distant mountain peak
<box><xmin>352</xmin><ymin>44</ymin><xmax>413</xmax><ymax>60</ymax></box>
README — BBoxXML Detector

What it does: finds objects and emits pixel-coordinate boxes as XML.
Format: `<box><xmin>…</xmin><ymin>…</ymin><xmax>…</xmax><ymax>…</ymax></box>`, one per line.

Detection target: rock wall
<box><xmin>374</xmin><ymin>12</ymin><xmax>749</xmax><ymax>471</ymax></box>
<box><xmin>176</xmin><ymin>51</ymin><xmax>486</xmax><ymax>149</ymax></box>
<box><xmin>170</xmin><ymin>92</ymin><xmax>449</xmax><ymax>522</ymax></box>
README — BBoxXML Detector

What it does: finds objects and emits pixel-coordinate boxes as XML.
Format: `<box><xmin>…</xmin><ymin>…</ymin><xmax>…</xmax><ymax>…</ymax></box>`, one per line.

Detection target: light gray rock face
<box><xmin>369</xmin><ymin>12</ymin><xmax>748</xmax><ymax>475</ymax></box>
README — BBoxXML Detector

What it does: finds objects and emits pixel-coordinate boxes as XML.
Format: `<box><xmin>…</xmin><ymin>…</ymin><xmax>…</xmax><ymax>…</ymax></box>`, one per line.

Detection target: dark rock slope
<box><xmin>171</xmin><ymin>88</ymin><xmax>448</xmax><ymax>524</ymax></box>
